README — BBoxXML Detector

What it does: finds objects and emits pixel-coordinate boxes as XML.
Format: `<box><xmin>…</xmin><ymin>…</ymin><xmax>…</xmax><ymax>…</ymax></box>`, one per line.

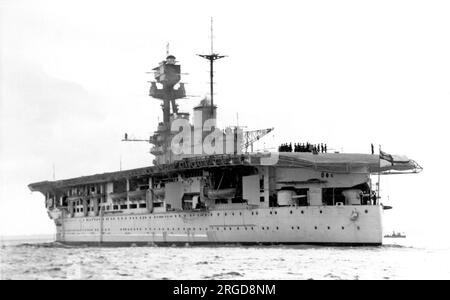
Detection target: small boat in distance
<box><xmin>384</xmin><ymin>231</ymin><xmax>406</xmax><ymax>238</ymax></box>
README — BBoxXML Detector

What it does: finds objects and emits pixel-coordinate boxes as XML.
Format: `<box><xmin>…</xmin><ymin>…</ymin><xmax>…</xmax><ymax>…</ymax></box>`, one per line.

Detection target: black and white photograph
<box><xmin>1</xmin><ymin>0</ymin><xmax>449</xmax><ymax>283</ymax></box>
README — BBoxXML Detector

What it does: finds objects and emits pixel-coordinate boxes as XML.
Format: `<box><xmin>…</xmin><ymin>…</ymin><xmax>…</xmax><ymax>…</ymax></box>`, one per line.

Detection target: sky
<box><xmin>1</xmin><ymin>0</ymin><xmax>449</xmax><ymax>245</ymax></box>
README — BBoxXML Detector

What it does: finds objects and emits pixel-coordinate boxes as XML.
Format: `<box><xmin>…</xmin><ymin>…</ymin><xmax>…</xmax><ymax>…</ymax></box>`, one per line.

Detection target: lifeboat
<box><xmin>67</xmin><ymin>195</ymin><xmax>82</xmax><ymax>202</ymax></box>
<box><xmin>128</xmin><ymin>189</ymin><xmax>146</xmax><ymax>200</ymax></box>
<box><xmin>152</xmin><ymin>187</ymin><xmax>165</xmax><ymax>197</ymax></box>
<box><xmin>207</xmin><ymin>188</ymin><xmax>236</xmax><ymax>199</ymax></box>
<box><xmin>110</xmin><ymin>192</ymin><xmax>127</xmax><ymax>201</ymax></box>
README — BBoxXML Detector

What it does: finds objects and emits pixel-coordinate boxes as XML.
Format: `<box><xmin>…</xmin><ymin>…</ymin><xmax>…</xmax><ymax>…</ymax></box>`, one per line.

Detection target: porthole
<box><xmin>314</xmin><ymin>226</ymin><xmax>317</xmax><ymax>230</ymax></box>
<box><xmin>290</xmin><ymin>210</ymin><xmax>293</xmax><ymax>214</ymax></box>
<box><xmin>275</xmin><ymin>211</ymin><xmax>277</xmax><ymax>215</ymax></box>
<box><xmin>327</xmin><ymin>226</ymin><xmax>330</xmax><ymax>230</ymax></box>
<box><xmin>270</xmin><ymin>211</ymin><xmax>272</xmax><ymax>215</ymax></box>
<box><xmin>357</xmin><ymin>226</ymin><xmax>360</xmax><ymax>230</ymax></box>
<box><xmin>276</xmin><ymin>227</ymin><xmax>279</xmax><ymax>230</ymax></box>
<box><xmin>301</xmin><ymin>211</ymin><xmax>304</xmax><ymax>214</ymax></box>
<box><xmin>365</xmin><ymin>210</ymin><xmax>368</xmax><ymax>214</ymax></box>
<box><xmin>297</xmin><ymin>226</ymin><xmax>300</xmax><ymax>230</ymax></box>
<box><xmin>341</xmin><ymin>226</ymin><xmax>345</xmax><ymax>230</ymax></box>
<box><xmin>320</xmin><ymin>210</ymin><xmax>322</xmax><ymax>214</ymax></box>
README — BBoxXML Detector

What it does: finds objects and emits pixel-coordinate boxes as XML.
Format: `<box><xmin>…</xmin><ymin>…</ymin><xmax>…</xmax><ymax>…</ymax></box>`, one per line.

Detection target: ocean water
<box><xmin>1</xmin><ymin>237</ymin><xmax>450</xmax><ymax>280</ymax></box>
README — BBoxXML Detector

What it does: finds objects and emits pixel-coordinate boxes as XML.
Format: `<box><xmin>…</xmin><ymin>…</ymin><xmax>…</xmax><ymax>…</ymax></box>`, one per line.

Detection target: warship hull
<box><xmin>56</xmin><ymin>205</ymin><xmax>383</xmax><ymax>246</ymax></box>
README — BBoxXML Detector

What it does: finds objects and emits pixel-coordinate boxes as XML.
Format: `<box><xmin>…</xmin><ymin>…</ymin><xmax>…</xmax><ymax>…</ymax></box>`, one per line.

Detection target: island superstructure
<box><xmin>28</xmin><ymin>48</ymin><xmax>422</xmax><ymax>246</ymax></box>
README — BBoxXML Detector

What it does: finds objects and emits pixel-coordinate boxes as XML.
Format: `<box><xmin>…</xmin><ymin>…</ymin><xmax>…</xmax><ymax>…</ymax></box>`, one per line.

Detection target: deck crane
<box><xmin>122</xmin><ymin>133</ymin><xmax>151</xmax><ymax>143</ymax></box>
<box><xmin>241</xmin><ymin>127</ymin><xmax>275</xmax><ymax>153</ymax></box>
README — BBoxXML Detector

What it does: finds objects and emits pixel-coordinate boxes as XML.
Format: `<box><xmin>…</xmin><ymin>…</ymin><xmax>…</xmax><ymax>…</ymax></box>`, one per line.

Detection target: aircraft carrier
<box><xmin>28</xmin><ymin>42</ymin><xmax>422</xmax><ymax>246</ymax></box>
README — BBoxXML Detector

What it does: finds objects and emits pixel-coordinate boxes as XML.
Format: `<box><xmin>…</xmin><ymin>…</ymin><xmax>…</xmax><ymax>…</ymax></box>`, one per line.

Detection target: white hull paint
<box><xmin>57</xmin><ymin>205</ymin><xmax>383</xmax><ymax>246</ymax></box>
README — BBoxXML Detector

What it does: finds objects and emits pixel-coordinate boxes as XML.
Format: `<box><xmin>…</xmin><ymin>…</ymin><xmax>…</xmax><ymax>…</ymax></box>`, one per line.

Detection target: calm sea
<box><xmin>1</xmin><ymin>236</ymin><xmax>449</xmax><ymax>280</ymax></box>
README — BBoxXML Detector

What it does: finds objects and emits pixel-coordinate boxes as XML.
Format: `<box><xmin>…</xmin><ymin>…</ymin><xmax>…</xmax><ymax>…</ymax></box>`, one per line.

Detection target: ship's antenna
<box><xmin>197</xmin><ymin>17</ymin><xmax>226</xmax><ymax>115</ymax></box>
<box><xmin>52</xmin><ymin>163</ymin><xmax>56</xmax><ymax>180</ymax></box>
<box><xmin>166</xmin><ymin>42</ymin><xmax>170</xmax><ymax>56</ymax></box>
<box><xmin>210</xmin><ymin>17</ymin><xmax>214</xmax><ymax>55</ymax></box>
